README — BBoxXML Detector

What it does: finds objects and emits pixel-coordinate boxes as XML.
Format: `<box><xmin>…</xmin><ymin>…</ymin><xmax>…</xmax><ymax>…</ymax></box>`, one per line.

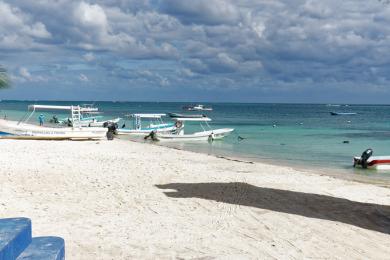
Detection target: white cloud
<box><xmin>79</xmin><ymin>73</ymin><xmax>89</xmax><ymax>82</ymax></box>
<box><xmin>217</xmin><ymin>53</ymin><xmax>238</xmax><ymax>70</ymax></box>
<box><xmin>27</xmin><ymin>22</ymin><xmax>51</xmax><ymax>38</ymax></box>
<box><xmin>0</xmin><ymin>1</ymin><xmax>51</xmax><ymax>49</ymax></box>
<box><xmin>14</xmin><ymin>67</ymin><xmax>48</xmax><ymax>83</ymax></box>
<box><xmin>83</xmin><ymin>52</ymin><xmax>95</xmax><ymax>62</ymax></box>
<box><xmin>19</xmin><ymin>67</ymin><xmax>32</xmax><ymax>80</ymax></box>
<box><xmin>75</xmin><ymin>2</ymin><xmax>108</xmax><ymax>31</ymax></box>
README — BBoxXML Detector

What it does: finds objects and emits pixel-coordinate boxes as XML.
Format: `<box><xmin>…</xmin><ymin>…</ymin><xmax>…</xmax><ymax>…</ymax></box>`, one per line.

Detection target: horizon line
<box><xmin>1</xmin><ymin>99</ymin><xmax>390</xmax><ymax>106</ymax></box>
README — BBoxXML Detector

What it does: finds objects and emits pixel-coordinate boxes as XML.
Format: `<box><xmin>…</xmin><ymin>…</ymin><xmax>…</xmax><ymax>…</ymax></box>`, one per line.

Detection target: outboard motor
<box><xmin>105</xmin><ymin>122</ymin><xmax>118</xmax><ymax>140</ymax></box>
<box><xmin>360</xmin><ymin>148</ymin><xmax>373</xmax><ymax>169</ymax></box>
<box><xmin>354</xmin><ymin>148</ymin><xmax>373</xmax><ymax>168</ymax></box>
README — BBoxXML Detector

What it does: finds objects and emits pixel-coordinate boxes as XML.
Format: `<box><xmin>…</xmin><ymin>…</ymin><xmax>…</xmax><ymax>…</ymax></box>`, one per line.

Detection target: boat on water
<box><xmin>0</xmin><ymin>105</ymin><xmax>107</xmax><ymax>140</ymax></box>
<box><xmin>183</xmin><ymin>104</ymin><xmax>213</xmax><ymax>111</ymax></box>
<box><xmin>116</xmin><ymin>113</ymin><xmax>177</xmax><ymax>136</ymax></box>
<box><xmin>81</xmin><ymin>116</ymin><xmax>121</xmax><ymax>127</ymax></box>
<box><xmin>57</xmin><ymin>104</ymin><xmax>121</xmax><ymax>127</ymax></box>
<box><xmin>330</xmin><ymin>112</ymin><xmax>357</xmax><ymax>116</ymax></box>
<box><xmin>156</xmin><ymin>117</ymin><xmax>234</xmax><ymax>142</ymax></box>
<box><xmin>353</xmin><ymin>149</ymin><xmax>390</xmax><ymax>170</ymax></box>
<box><xmin>168</xmin><ymin>113</ymin><xmax>206</xmax><ymax>118</ymax></box>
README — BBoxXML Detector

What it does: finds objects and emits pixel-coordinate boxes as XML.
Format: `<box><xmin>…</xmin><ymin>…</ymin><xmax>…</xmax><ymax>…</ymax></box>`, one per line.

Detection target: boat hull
<box><xmin>157</xmin><ymin>128</ymin><xmax>234</xmax><ymax>141</ymax></box>
<box><xmin>0</xmin><ymin>119</ymin><xmax>107</xmax><ymax>140</ymax></box>
<box><xmin>168</xmin><ymin>113</ymin><xmax>206</xmax><ymax>118</ymax></box>
<box><xmin>353</xmin><ymin>156</ymin><xmax>390</xmax><ymax>170</ymax></box>
<box><xmin>330</xmin><ymin>112</ymin><xmax>357</xmax><ymax>116</ymax></box>
<box><xmin>187</xmin><ymin>108</ymin><xmax>212</xmax><ymax>111</ymax></box>
<box><xmin>116</xmin><ymin>124</ymin><xmax>176</xmax><ymax>136</ymax></box>
<box><xmin>85</xmin><ymin>118</ymin><xmax>121</xmax><ymax>127</ymax></box>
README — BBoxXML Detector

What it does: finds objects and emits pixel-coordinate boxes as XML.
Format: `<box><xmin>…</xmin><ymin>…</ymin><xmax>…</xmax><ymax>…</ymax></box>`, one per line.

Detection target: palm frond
<box><xmin>0</xmin><ymin>66</ymin><xmax>10</xmax><ymax>89</ymax></box>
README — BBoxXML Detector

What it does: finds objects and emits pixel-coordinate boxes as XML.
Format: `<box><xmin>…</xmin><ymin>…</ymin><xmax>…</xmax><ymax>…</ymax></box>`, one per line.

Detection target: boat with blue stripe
<box><xmin>116</xmin><ymin>113</ymin><xmax>178</xmax><ymax>136</ymax></box>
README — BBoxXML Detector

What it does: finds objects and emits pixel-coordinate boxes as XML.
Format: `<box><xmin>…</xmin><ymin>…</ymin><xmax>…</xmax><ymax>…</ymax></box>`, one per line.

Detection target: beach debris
<box><xmin>216</xmin><ymin>155</ymin><xmax>254</xmax><ymax>164</ymax></box>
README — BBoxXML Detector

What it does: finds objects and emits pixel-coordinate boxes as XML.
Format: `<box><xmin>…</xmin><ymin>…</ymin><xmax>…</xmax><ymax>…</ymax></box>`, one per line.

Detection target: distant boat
<box><xmin>183</xmin><ymin>104</ymin><xmax>213</xmax><ymax>111</ymax></box>
<box><xmin>168</xmin><ymin>113</ymin><xmax>206</xmax><ymax>118</ymax></box>
<box><xmin>330</xmin><ymin>112</ymin><xmax>357</xmax><ymax>116</ymax></box>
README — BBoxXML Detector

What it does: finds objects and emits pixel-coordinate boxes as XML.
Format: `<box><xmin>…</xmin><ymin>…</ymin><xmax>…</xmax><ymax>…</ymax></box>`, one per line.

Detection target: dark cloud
<box><xmin>158</xmin><ymin>0</ymin><xmax>240</xmax><ymax>25</ymax></box>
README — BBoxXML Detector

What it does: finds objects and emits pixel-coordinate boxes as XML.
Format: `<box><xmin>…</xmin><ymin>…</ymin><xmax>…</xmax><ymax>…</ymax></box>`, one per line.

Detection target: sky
<box><xmin>1</xmin><ymin>0</ymin><xmax>390</xmax><ymax>103</ymax></box>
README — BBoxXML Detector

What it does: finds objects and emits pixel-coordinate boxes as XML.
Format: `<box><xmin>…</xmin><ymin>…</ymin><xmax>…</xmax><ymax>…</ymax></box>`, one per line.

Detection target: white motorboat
<box><xmin>0</xmin><ymin>105</ymin><xmax>107</xmax><ymax>140</ymax></box>
<box><xmin>183</xmin><ymin>104</ymin><xmax>213</xmax><ymax>111</ymax></box>
<box><xmin>116</xmin><ymin>113</ymin><xmax>177</xmax><ymax>136</ymax></box>
<box><xmin>353</xmin><ymin>149</ymin><xmax>390</xmax><ymax>170</ymax></box>
<box><xmin>156</xmin><ymin>117</ymin><xmax>234</xmax><ymax>141</ymax></box>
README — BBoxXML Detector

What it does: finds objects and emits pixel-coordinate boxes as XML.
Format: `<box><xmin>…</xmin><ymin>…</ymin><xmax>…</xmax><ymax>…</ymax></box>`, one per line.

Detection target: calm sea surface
<box><xmin>1</xmin><ymin>100</ymin><xmax>390</xmax><ymax>181</ymax></box>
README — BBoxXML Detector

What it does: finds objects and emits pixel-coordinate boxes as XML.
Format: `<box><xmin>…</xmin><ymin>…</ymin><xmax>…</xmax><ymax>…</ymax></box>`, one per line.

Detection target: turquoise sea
<box><xmin>1</xmin><ymin>100</ymin><xmax>390</xmax><ymax>182</ymax></box>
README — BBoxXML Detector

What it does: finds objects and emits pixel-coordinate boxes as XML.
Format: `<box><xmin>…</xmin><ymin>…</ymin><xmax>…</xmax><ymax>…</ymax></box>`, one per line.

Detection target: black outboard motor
<box><xmin>104</xmin><ymin>122</ymin><xmax>118</xmax><ymax>140</ymax></box>
<box><xmin>354</xmin><ymin>148</ymin><xmax>373</xmax><ymax>168</ymax></box>
<box><xmin>360</xmin><ymin>148</ymin><xmax>373</xmax><ymax>169</ymax></box>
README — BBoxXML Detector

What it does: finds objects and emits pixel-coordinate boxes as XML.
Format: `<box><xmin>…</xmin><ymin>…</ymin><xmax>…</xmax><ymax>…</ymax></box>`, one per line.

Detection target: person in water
<box><xmin>38</xmin><ymin>114</ymin><xmax>45</xmax><ymax>126</ymax></box>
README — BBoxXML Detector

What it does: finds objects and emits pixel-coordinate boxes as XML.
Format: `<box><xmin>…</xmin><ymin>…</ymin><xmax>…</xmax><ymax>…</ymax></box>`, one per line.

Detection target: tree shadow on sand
<box><xmin>156</xmin><ymin>182</ymin><xmax>390</xmax><ymax>235</ymax></box>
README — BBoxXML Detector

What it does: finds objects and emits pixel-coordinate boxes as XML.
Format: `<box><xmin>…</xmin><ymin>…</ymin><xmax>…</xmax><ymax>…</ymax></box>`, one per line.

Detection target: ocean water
<box><xmin>1</xmin><ymin>100</ymin><xmax>390</xmax><ymax>181</ymax></box>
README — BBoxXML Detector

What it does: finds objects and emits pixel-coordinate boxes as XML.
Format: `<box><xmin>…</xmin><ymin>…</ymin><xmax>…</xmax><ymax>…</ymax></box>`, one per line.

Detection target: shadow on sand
<box><xmin>156</xmin><ymin>182</ymin><xmax>390</xmax><ymax>235</ymax></box>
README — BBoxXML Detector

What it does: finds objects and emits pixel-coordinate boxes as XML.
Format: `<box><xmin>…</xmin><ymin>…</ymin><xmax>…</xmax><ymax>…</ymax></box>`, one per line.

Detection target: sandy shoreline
<box><xmin>1</xmin><ymin>139</ymin><xmax>389</xmax><ymax>259</ymax></box>
<box><xmin>131</xmin><ymin>137</ymin><xmax>390</xmax><ymax>188</ymax></box>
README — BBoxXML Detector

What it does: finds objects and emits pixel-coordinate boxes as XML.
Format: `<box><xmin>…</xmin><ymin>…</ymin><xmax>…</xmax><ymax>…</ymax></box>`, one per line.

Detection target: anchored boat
<box><xmin>57</xmin><ymin>104</ymin><xmax>121</xmax><ymax>127</ymax></box>
<box><xmin>353</xmin><ymin>149</ymin><xmax>390</xmax><ymax>170</ymax></box>
<box><xmin>0</xmin><ymin>105</ymin><xmax>107</xmax><ymax>140</ymax></box>
<box><xmin>168</xmin><ymin>113</ymin><xmax>206</xmax><ymax>118</ymax></box>
<box><xmin>330</xmin><ymin>112</ymin><xmax>357</xmax><ymax>116</ymax></box>
<box><xmin>116</xmin><ymin>113</ymin><xmax>177</xmax><ymax>136</ymax></box>
<box><xmin>183</xmin><ymin>104</ymin><xmax>213</xmax><ymax>111</ymax></box>
<box><xmin>156</xmin><ymin>117</ymin><xmax>234</xmax><ymax>141</ymax></box>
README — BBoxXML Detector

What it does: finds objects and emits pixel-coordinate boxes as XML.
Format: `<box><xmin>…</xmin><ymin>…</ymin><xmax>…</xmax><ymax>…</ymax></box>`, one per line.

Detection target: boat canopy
<box><xmin>28</xmin><ymin>105</ymin><xmax>98</xmax><ymax>112</ymax></box>
<box><xmin>172</xmin><ymin>117</ymin><xmax>212</xmax><ymax>122</ymax></box>
<box><xmin>126</xmin><ymin>113</ymin><xmax>166</xmax><ymax>118</ymax></box>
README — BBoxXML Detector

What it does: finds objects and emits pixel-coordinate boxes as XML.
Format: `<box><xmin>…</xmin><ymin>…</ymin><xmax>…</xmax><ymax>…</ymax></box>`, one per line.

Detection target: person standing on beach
<box><xmin>38</xmin><ymin>114</ymin><xmax>45</xmax><ymax>126</ymax></box>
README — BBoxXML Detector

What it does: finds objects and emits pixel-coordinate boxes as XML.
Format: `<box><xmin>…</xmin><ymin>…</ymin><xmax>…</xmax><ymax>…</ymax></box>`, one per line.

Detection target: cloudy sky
<box><xmin>1</xmin><ymin>0</ymin><xmax>390</xmax><ymax>103</ymax></box>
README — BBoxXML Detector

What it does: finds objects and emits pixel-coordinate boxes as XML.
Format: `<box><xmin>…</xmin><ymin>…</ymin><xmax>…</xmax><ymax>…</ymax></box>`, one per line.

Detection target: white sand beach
<box><xmin>0</xmin><ymin>139</ymin><xmax>389</xmax><ymax>259</ymax></box>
